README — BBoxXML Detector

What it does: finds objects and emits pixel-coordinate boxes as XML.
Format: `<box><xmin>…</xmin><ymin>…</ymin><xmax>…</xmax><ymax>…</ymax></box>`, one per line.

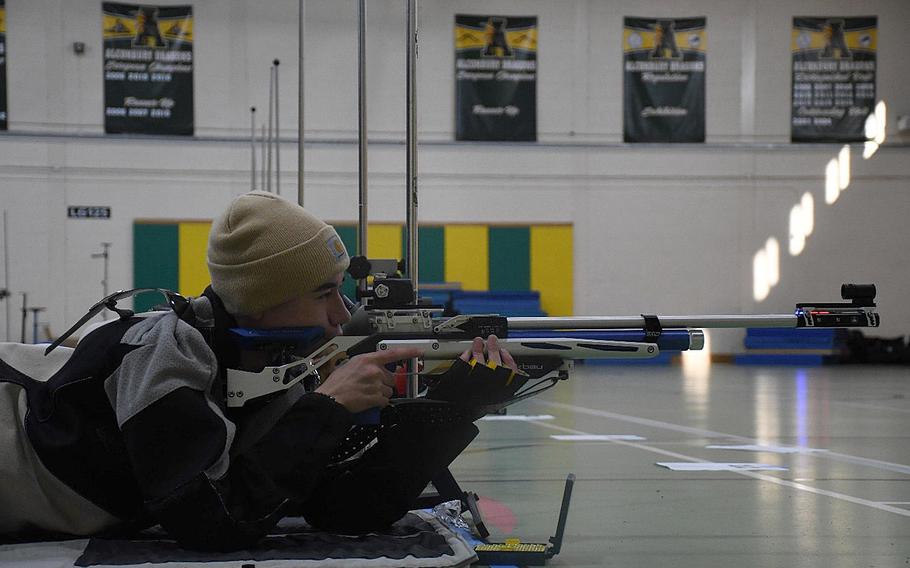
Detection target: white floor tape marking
<box><xmin>531</xmin><ymin>399</ymin><xmax>910</xmax><ymax>476</ymax></box>
<box><xmin>705</xmin><ymin>444</ymin><xmax>828</xmax><ymax>454</ymax></box>
<box><xmin>527</xmin><ymin>408</ymin><xmax>910</xmax><ymax>519</ymax></box>
<box><xmin>478</xmin><ymin>414</ymin><xmax>555</xmax><ymax>422</ymax></box>
<box><xmin>551</xmin><ymin>434</ymin><xmax>646</xmax><ymax>441</ymax></box>
<box><xmin>656</xmin><ymin>462</ymin><xmax>788</xmax><ymax>471</ymax></box>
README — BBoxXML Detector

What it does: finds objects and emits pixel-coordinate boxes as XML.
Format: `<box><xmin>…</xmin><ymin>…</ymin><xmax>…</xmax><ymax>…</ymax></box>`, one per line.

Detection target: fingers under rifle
<box><xmin>486</xmin><ymin>334</ymin><xmax>502</xmax><ymax>366</ymax></box>
<box><xmin>471</xmin><ymin>337</ymin><xmax>485</xmax><ymax>365</ymax></box>
<box><xmin>501</xmin><ymin>347</ymin><xmax>517</xmax><ymax>372</ymax></box>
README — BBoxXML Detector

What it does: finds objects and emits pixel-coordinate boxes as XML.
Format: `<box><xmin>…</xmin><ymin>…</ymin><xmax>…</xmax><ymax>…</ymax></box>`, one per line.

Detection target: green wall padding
<box><xmin>418</xmin><ymin>226</ymin><xmax>445</xmax><ymax>283</ymax></box>
<box><xmin>489</xmin><ymin>226</ymin><xmax>530</xmax><ymax>291</ymax></box>
<box><xmin>133</xmin><ymin>223</ymin><xmax>179</xmax><ymax>312</ymax></box>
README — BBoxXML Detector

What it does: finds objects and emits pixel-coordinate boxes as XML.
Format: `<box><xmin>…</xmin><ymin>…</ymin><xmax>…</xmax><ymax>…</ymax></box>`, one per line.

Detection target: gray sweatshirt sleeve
<box><xmin>103</xmin><ymin>312</ymin><xmax>354</xmax><ymax>551</ymax></box>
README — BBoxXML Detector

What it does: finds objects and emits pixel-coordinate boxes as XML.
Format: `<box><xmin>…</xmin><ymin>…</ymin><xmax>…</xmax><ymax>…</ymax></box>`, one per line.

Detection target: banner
<box><xmin>102</xmin><ymin>2</ymin><xmax>193</xmax><ymax>135</ymax></box>
<box><xmin>623</xmin><ymin>17</ymin><xmax>706</xmax><ymax>143</ymax></box>
<box><xmin>1</xmin><ymin>0</ymin><xmax>7</xmax><ymax>130</ymax></box>
<box><xmin>455</xmin><ymin>14</ymin><xmax>537</xmax><ymax>141</ymax></box>
<box><xmin>791</xmin><ymin>17</ymin><xmax>877</xmax><ymax>142</ymax></box>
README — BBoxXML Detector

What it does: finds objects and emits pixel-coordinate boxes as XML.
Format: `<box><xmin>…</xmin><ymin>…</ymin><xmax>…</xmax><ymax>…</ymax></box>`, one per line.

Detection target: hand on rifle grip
<box><xmin>315</xmin><ymin>346</ymin><xmax>423</xmax><ymax>416</ymax></box>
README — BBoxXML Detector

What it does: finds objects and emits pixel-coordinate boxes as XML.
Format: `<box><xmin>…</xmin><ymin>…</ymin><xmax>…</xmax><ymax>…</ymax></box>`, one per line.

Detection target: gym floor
<box><xmin>451</xmin><ymin>363</ymin><xmax>910</xmax><ymax>568</ymax></box>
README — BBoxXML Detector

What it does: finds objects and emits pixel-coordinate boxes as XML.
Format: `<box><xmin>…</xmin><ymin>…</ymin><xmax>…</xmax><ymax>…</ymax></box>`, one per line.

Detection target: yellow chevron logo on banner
<box><xmin>624</xmin><ymin>27</ymin><xmax>705</xmax><ymax>55</ymax></box>
<box><xmin>505</xmin><ymin>27</ymin><xmax>537</xmax><ymax>51</ymax></box>
<box><xmin>160</xmin><ymin>16</ymin><xmax>193</xmax><ymax>43</ymax></box>
<box><xmin>102</xmin><ymin>13</ymin><xmax>137</xmax><ymax>39</ymax></box>
<box><xmin>455</xmin><ymin>23</ymin><xmax>537</xmax><ymax>52</ymax></box>
<box><xmin>792</xmin><ymin>26</ymin><xmax>876</xmax><ymax>53</ymax></box>
<box><xmin>0</xmin><ymin>7</ymin><xmax>6</xmax><ymax>34</ymax></box>
<box><xmin>455</xmin><ymin>25</ymin><xmax>486</xmax><ymax>50</ymax></box>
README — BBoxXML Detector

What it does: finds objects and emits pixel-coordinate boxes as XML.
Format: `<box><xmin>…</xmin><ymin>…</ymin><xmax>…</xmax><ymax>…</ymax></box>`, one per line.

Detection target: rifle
<box><xmin>223</xmin><ymin>260</ymin><xmax>880</xmax><ymax>409</ymax></box>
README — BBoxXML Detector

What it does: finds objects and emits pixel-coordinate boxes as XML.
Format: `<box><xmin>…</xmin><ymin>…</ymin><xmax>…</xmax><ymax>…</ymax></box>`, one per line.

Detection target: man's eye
<box><xmin>319</xmin><ymin>288</ymin><xmax>341</xmax><ymax>300</ymax></box>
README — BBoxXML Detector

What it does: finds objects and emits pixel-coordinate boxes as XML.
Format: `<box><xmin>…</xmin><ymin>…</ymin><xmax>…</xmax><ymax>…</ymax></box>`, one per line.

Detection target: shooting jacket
<box><xmin>0</xmin><ymin>289</ymin><xmax>477</xmax><ymax>550</ymax></box>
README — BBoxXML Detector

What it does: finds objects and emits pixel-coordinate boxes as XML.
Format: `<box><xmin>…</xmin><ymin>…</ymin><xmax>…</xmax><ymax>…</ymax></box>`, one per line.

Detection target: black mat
<box><xmin>75</xmin><ymin>514</ymin><xmax>455</xmax><ymax>566</ymax></box>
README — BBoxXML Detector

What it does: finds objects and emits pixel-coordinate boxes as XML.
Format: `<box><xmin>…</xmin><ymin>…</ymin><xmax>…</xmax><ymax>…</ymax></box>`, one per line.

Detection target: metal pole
<box><xmin>267</xmin><ymin>65</ymin><xmax>274</xmax><ymax>193</ymax></box>
<box><xmin>405</xmin><ymin>0</ymin><xmax>419</xmax><ymax>397</ymax></box>
<box><xmin>2</xmin><ymin>210</ymin><xmax>9</xmax><ymax>341</ymax></box>
<box><xmin>20</xmin><ymin>293</ymin><xmax>27</xmax><ymax>343</ymax></box>
<box><xmin>405</xmin><ymin>0</ymin><xmax>418</xmax><ymax>291</ymax></box>
<box><xmin>298</xmin><ymin>0</ymin><xmax>306</xmax><ymax>206</ymax></box>
<box><xmin>260</xmin><ymin>124</ymin><xmax>267</xmax><ymax>192</ymax></box>
<box><xmin>357</xmin><ymin>0</ymin><xmax>368</xmax><ymax>269</ymax></box>
<box><xmin>29</xmin><ymin>307</ymin><xmax>45</xmax><ymax>344</ymax></box>
<box><xmin>102</xmin><ymin>244</ymin><xmax>110</xmax><ymax>298</ymax></box>
<box><xmin>90</xmin><ymin>243</ymin><xmax>112</xmax><ymax>320</ymax></box>
<box><xmin>274</xmin><ymin>59</ymin><xmax>281</xmax><ymax>196</ymax></box>
<box><xmin>250</xmin><ymin>106</ymin><xmax>257</xmax><ymax>190</ymax></box>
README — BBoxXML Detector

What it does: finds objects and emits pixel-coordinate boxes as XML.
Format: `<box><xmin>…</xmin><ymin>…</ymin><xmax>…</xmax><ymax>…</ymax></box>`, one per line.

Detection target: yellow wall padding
<box><xmin>178</xmin><ymin>222</ymin><xmax>212</xmax><ymax>298</ymax></box>
<box><xmin>530</xmin><ymin>225</ymin><xmax>573</xmax><ymax>316</ymax></box>
<box><xmin>445</xmin><ymin>225</ymin><xmax>489</xmax><ymax>291</ymax></box>
<box><xmin>366</xmin><ymin>224</ymin><xmax>403</xmax><ymax>261</ymax></box>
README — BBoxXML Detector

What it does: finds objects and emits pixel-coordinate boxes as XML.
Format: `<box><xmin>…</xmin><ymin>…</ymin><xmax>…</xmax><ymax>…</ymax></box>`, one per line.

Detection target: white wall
<box><xmin>0</xmin><ymin>0</ymin><xmax>908</xmax><ymax>353</ymax></box>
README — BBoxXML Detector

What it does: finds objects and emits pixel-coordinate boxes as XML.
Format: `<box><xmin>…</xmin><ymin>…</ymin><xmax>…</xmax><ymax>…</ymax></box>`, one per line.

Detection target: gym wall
<box><xmin>0</xmin><ymin>0</ymin><xmax>908</xmax><ymax>353</ymax></box>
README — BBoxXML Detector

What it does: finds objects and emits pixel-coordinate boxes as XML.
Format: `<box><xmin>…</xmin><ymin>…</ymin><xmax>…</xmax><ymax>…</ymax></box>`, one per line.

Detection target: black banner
<box><xmin>791</xmin><ymin>17</ymin><xmax>877</xmax><ymax>142</ymax></box>
<box><xmin>455</xmin><ymin>15</ymin><xmax>537</xmax><ymax>141</ymax></box>
<box><xmin>623</xmin><ymin>17</ymin><xmax>706</xmax><ymax>143</ymax></box>
<box><xmin>1</xmin><ymin>0</ymin><xmax>7</xmax><ymax>130</ymax></box>
<box><xmin>102</xmin><ymin>2</ymin><xmax>193</xmax><ymax>135</ymax></box>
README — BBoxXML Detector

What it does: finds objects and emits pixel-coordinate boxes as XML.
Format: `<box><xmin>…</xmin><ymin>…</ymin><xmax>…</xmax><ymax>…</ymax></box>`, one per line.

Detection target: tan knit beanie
<box><xmin>207</xmin><ymin>191</ymin><xmax>349</xmax><ymax>316</ymax></box>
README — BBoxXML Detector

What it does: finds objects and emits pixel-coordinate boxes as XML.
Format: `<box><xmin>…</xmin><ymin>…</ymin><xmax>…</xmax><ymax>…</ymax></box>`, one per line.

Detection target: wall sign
<box><xmin>455</xmin><ymin>14</ymin><xmax>538</xmax><ymax>141</ymax></box>
<box><xmin>623</xmin><ymin>17</ymin><xmax>706</xmax><ymax>143</ymax></box>
<box><xmin>68</xmin><ymin>206</ymin><xmax>112</xmax><ymax>219</ymax></box>
<box><xmin>102</xmin><ymin>2</ymin><xmax>194</xmax><ymax>135</ymax></box>
<box><xmin>791</xmin><ymin>17</ymin><xmax>877</xmax><ymax>142</ymax></box>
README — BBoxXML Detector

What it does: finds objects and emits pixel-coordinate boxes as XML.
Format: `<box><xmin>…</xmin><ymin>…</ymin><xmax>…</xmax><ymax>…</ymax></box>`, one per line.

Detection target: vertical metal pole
<box><xmin>298</xmin><ymin>0</ymin><xmax>306</xmax><ymax>206</ymax></box>
<box><xmin>250</xmin><ymin>107</ymin><xmax>257</xmax><ymax>190</ymax></box>
<box><xmin>405</xmin><ymin>0</ymin><xmax>419</xmax><ymax>396</ymax></box>
<box><xmin>91</xmin><ymin>243</ymin><xmax>112</xmax><ymax>320</ymax></box>
<box><xmin>261</xmin><ymin>124</ymin><xmax>267</xmax><ymax>192</ymax></box>
<box><xmin>267</xmin><ymin>65</ymin><xmax>274</xmax><ymax>193</ymax></box>
<box><xmin>20</xmin><ymin>293</ymin><xmax>27</xmax><ymax>343</ymax></box>
<box><xmin>357</xmin><ymin>0</ymin><xmax>368</xmax><ymax>266</ymax></box>
<box><xmin>30</xmin><ymin>308</ymin><xmax>43</xmax><ymax>344</ymax></box>
<box><xmin>405</xmin><ymin>0</ymin><xmax>418</xmax><ymax>290</ymax></box>
<box><xmin>102</xmin><ymin>244</ymin><xmax>109</xmax><ymax>319</ymax></box>
<box><xmin>274</xmin><ymin>59</ymin><xmax>281</xmax><ymax>196</ymax></box>
<box><xmin>2</xmin><ymin>210</ymin><xmax>9</xmax><ymax>341</ymax></box>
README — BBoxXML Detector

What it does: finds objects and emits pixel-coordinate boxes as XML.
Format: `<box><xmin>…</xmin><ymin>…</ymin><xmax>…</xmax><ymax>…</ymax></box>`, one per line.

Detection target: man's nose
<box><xmin>330</xmin><ymin>295</ymin><xmax>352</xmax><ymax>327</ymax></box>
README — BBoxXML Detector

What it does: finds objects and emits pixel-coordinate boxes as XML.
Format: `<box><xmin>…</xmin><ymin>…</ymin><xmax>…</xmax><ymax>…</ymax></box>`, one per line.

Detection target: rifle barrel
<box><xmin>508</xmin><ymin>314</ymin><xmax>798</xmax><ymax>330</ymax></box>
